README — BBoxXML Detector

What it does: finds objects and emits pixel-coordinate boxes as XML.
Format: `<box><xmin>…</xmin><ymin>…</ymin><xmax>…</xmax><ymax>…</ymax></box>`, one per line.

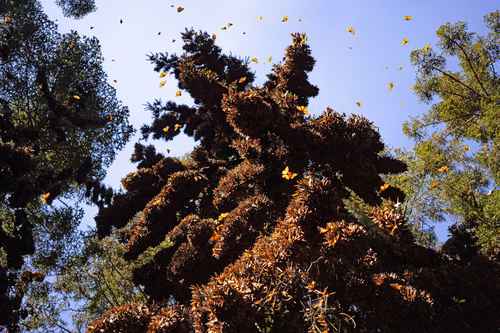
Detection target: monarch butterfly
<box><xmin>210</xmin><ymin>232</ymin><xmax>221</xmax><ymax>242</ymax></box>
<box><xmin>41</xmin><ymin>192</ymin><xmax>51</xmax><ymax>204</ymax></box>
<box><xmin>282</xmin><ymin>16</ymin><xmax>289</xmax><ymax>23</ymax></box>
<box><xmin>306</xmin><ymin>281</ymin><xmax>316</xmax><ymax>290</ymax></box>
<box><xmin>403</xmin><ymin>15</ymin><xmax>413</xmax><ymax>21</ymax></box>
<box><xmin>379</xmin><ymin>183</ymin><xmax>390</xmax><ymax>192</ymax></box>
<box><xmin>347</xmin><ymin>26</ymin><xmax>355</xmax><ymax>35</ymax></box>
<box><xmin>401</xmin><ymin>37</ymin><xmax>409</xmax><ymax>46</ymax></box>
<box><xmin>296</xmin><ymin>105</ymin><xmax>309</xmax><ymax>115</ymax></box>
<box><xmin>390</xmin><ymin>283</ymin><xmax>403</xmax><ymax>291</ymax></box>
<box><xmin>282</xmin><ymin>166</ymin><xmax>298</xmax><ymax>180</ymax></box>
<box><xmin>437</xmin><ymin>165</ymin><xmax>449</xmax><ymax>173</ymax></box>
<box><xmin>218</xmin><ymin>212</ymin><xmax>229</xmax><ymax>221</ymax></box>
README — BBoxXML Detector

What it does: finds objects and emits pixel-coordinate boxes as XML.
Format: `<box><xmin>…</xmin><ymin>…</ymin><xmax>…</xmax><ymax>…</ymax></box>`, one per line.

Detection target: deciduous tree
<box><xmin>397</xmin><ymin>11</ymin><xmax>499</xmax><ymax>259</ymax></box>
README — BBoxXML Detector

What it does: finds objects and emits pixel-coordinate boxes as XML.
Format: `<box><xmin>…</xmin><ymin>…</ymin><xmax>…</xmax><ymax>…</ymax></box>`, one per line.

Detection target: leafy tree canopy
<box><xmin>396</xmin><ymin>11</ymin><xmax>499</xmax><ymax>259</ymax></box>
<box><xmin>0</xmin><ymin>0</ymin><xmax>133</xmax><ymax>330</ymax></box>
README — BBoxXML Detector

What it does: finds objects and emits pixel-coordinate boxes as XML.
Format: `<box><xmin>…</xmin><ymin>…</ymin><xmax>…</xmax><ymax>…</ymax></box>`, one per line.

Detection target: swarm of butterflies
<box><xmin>96</xmin><ymin>8</ymin><xmax>421</xmax><ymax>181</ymax></box>
<box><xmin>102</xmin><ymin>6</ymin><xmax>420</xmax><ymax>109</ymax></box>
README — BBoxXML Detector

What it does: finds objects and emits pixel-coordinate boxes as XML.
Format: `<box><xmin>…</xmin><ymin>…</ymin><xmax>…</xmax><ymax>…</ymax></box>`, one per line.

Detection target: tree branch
<box><xmin>433</xmin><ymin>67</ymin><xmax>483</xmax><ymax>98</ymax></box>
<box><xmin>451</xmin><ymin>38</ymin><xmax>490</xmax><ymax>97</ymax></box>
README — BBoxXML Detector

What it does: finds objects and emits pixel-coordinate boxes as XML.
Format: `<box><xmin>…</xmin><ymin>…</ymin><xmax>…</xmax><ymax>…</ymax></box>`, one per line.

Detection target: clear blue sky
<box><xmin>40</xmin><ymin>0</ymin><xmax>498</xmax><ymax>241</ymax></box>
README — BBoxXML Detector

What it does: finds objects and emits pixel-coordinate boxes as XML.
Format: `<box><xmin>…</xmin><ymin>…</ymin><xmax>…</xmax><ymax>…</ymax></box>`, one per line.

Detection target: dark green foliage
<box><xmin>0</xmin><ymin>0</ymin><xmax>132</xmax><ymax>330</ymax></box>
<box><xmin>55</xmin><ymin>0</ymin><xmax>96</xmax><ymax>19</ymax></box>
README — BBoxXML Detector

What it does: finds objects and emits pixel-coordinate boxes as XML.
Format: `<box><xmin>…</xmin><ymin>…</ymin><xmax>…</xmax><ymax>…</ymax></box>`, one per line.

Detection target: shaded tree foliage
<box><xmin>88</xmin><ymin>30</ymin><xmax>499</xmax><ymax>332</ymax></box>
<box><xmin>0</xmin><ymin>0</ymin><xmax>133</xmax><ymax>330</ymax></box>
<box><xmin>22</xmin><ymin>230</ymin><xmax>146</xmax><ymax>333</ymax></box>
<box><xmin>55</xmin><ymin>0</ymin><xmax>96</xmax><ymax>19</ymax></box>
